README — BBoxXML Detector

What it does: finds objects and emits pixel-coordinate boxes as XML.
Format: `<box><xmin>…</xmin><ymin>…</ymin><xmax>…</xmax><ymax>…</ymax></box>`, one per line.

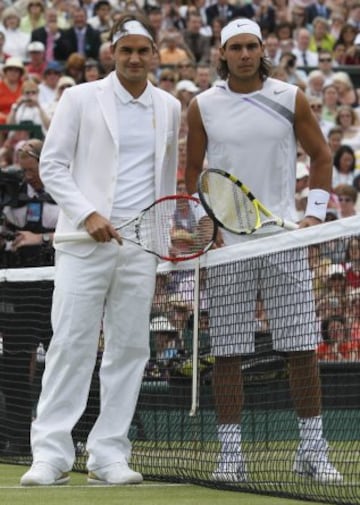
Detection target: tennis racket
<box><xmin>54</xmin><ymin>195</ymin><xmax>217</xmax><ymax>262</ymax></box>
<box><xmin>198</xmin><ymin>168</ymin><xmax>298</xmax><ymax>234</ymax></box>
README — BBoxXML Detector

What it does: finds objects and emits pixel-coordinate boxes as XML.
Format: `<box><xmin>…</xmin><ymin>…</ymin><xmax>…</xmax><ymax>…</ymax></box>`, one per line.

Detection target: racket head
<box><xmin>135</xmin><ymin>194</ymin><xmax>217</xmax><ymax>262</ymax></box>
<box><xmin>198</xmin><ymin>168</ymin><xmax>261</xmax><ymax>234</ymax></box>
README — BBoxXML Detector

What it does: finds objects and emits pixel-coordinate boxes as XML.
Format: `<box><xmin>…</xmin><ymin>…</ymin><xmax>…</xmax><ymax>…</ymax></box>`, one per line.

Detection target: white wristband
<box><xmin>305</xmin><ymin>189</ymin><xmax>330</xmax><ymax>222</ymax></box>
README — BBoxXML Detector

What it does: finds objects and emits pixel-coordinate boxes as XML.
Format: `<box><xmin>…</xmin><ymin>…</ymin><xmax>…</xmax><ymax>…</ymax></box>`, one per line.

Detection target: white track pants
<box><xmin>31</xmin><ymin>241</ymin><xmax>157</xmax><ymax>472</ymax></box>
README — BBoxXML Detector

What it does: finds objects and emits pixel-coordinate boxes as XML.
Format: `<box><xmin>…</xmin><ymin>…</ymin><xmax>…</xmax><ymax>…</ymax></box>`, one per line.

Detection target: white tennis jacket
<box><xmin>40</xmin><ymin>73</ymin><xmax>181</xmax><ymax>257</ymax></box>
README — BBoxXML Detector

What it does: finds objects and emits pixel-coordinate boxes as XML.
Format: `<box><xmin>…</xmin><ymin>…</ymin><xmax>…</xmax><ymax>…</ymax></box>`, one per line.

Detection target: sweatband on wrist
<box><xmin>305</xmin><ymin>189</ymin><xmax>330</xmax><ymax>221</ymax></box>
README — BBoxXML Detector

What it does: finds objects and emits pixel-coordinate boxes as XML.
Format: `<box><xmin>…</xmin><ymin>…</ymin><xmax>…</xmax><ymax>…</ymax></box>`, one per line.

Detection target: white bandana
<box><xmin>221</xmin><ymin>19</ymin><xmax>262</xmax><ymax>47</ymax></box>
<box><xmin>112</xmin><ymin>20</ymin><xmax>153</xmax><ymax>45</ymax></box>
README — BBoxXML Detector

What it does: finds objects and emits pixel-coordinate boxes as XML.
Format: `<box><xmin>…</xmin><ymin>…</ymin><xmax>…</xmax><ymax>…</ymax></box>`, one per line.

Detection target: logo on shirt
<box><xmin>273</xmin><ymin>89</ymin><xmax>287</xmax><ymax>95</ymax></box>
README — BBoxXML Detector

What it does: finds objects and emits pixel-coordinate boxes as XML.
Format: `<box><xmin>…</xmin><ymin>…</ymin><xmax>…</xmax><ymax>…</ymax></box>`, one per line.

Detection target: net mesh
<box><xmin>0</xmin><ymin>218</ymin><xmax>360</xmax><ymax>503</ymax></box>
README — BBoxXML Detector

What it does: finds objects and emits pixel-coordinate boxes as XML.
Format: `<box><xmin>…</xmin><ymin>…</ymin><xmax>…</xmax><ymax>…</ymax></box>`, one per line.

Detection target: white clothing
<box><xmin>2</xmin><ymin>27</ymin><xmax>30</xmax><ymax>60</ymax></box>
<box><xmin>32</xmin><ymin>72</ymin><xmax>181</xmax><ymax>471</ymax></box>
<box><xmin>111</xmin><ymin>74</ymin><xmax>155</xmax><ymax>219</ymax></box>
<box><xmin>196</xmin><ymin>77</ymin><xmax>318</xmax><ymax>355</ymax></box>
<box><xmin>197</xmin><ymin>78</ymin><xmax>299</xmax><ymax>233</ymax></box>
<box><xmin>40</xmin><ymin>73</ymin><xmax>181</xmax><ymax>257</ymax></box>
<box><xmin>38</xmin><ymin>83</ymin><xmax>56</xmax><ymax>109</ymax></box>
<box><xmin>292</xmin><ymin>48</ymin><xmax>319</xmax><ymax>68</ymax></box>
<box><xmin>31</xmin><ymin>242</ymin><xmax>157</xmax><ymax>471</ymax></box>
<box><xmin>332</xmin><ymin>168</ymin><xmax>355</xmax><ymax>188</ymax></box>
<box><xmin>13</xmin><ymin>103</ymin><xmax>48</xmax><ymax>135</ymax></box>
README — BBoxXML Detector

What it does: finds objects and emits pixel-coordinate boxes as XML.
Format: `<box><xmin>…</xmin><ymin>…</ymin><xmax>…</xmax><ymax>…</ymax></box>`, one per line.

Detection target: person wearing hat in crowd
<box><xmin>20</xmin><ymin>10</ymin><xmax>180</xmax><ymax>487</ymax></box>
<box><xmin>186</xmin><ymin>17</ymin><xmax>342</xmax><ymax>484</ymax></box>
<box><xmin>44</xmin><ymin>75</ymin><xmax>76</xmax><ymax>120</ymax></box>
<box><xmin>175</xmin><ymin>79</ymin><xmax>199</xmax><ymax>110</ymax></box>
<box><xmin>0</xmin><ymin>57</ymin><xmax>25</xmax><ymax>124</ymax></box>
<box><xmin>38</xmin><ymin>60</ymin><xmax>63</xmax><ymax>108</ymax></box>
<box><xmin>63</xmin><ymin>6</ymin><xmax>101</xmax><ymax>60</ymax></box>
<box><xmin>25</xmin><ymin>40</ymin><xmax>46</xmax><ymax>80</ymax></box>
<box><xmin>1</xmin><ymin>7</ymin><xmax>30</xmax><ymax>60</ymax></box>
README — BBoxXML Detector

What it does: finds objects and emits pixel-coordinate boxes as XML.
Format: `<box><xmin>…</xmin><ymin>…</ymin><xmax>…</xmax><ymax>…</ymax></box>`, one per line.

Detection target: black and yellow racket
<box><xmin>198</xmin><ymin>168</ymin><xmax>298</xmax><ymax>234</ymax></box>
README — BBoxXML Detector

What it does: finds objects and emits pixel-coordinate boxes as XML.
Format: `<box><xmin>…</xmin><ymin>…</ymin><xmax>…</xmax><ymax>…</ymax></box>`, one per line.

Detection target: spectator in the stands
<box><xmin>87</xmin><ymin>0</ymin><xmax>113</xmax><ymax>42</ymax></box>
<box><xmin>327</xmin><ymin>126</ymin><xmax>344</xmax><ymax>156</ymax></box>
<box><xmin>333</xmin><ymin>183</ymin><xmax>358</xmax><ymax>218</ymax></box>
<box><xmin>264</xmin><ymin>32</ymin><xmax>282</xmax><ymax>66</ymax></box>
<box><xmin>25</xmin><ymin>40</ymin><xmax>46</xmax><ymax>81</ymax></box>
<box><xmin>334</xmin><ymin>105</ymin><xmax>360</xmax><ymax>149</ymax></box>
<box><xmin>332</xmin><ymin>145</ymin><xmax>357</xmax><ymax>188</ymax></box>
<box><xmin>321</xmin><ymin>84</ymin><xmax>339</xmax><ymax>124</ymax></box>
<box><xmin>335</xmin><ymin>23</ymin><xmax>358</xmax><ymax>55</ymax></box>
<box><xmin>344</xmin><ymin>236</ymin><xmax>360</xmax><ymax>289</ymax></box>
<box><xmin>158</xmin><ymin>30</ymin><xmax>191</xmax><ymax>66</ymax></box>
<box><xmin>309</xmin><ymin>16</ymin><xmax>335</xmax><ymax>53</ymax></box>
<box><xmin>176</xmin><ymin>58</ymin><xmax>196</xmax><ymax>81</ymax></box>
<box><xmin>64</xmin><ymin>52</ymin><xmax>86</xmax><ymax>84</ymax></box>
<box><xmin>44</xmin><ymin>75</ymin><xmax>75</xmax><ymax>120</ymax></box>
<box><xmin>30</xmin><ymin>7</ymin><xmax>71</xmax><ymax>64</ymax></box>
<box><xmin>83</xmin><ymin>58</ymin><xmax>100</xmax><ymax>82</ymax></box>
<box><xmin>183</xmin><ymin>12</ymin><xmax>211</xmax><ymax>64</ymax></box>
<box><xmin>20</xmin><ymin>0</ymin><xmax>46</xmax><ymax>34</ymax></box>
<box><xmin>0</xmin><ymin>57</ymin><xmax>24</xmax><ymax>125</ymax></box>
<box><xmin>63</xmin><ymin>6</ymin><xmax>101</xmax><ymax>60</ymax></box>
<box><xmin>332</xmin><ymin>72</ymin><xmax>360</xmax><ymax>109</ymax></box>
<box><xmin>98</xmin><ymin>40</ymin><xmax>114</xmax><ymax>77</ymax></box>
<box><xmin>305</xmin><ymin>0</ymin><xmax>331</xmax><ymax>26</ymax></box>
<box><xmin>1</xmin><ymin>7</ymin><xmax>30</xmax><ymax>61</ymax></box>
<box><xmin>6</xmin><ymin>78</ymin><xmax>50</xmax><ymax>135</ymax></box>
<box><xmin>292</xmin><ymin>27</ymin><xmax>319</xmax><ymax>67</ymax></box>
<box><xmin>318</xmin><ymin>315</ymin><xmax>358</xmax><ymax>361</ymax></box>
<box><xmin>205</xmin><ymin>0</ymin><xmax>240</xmax><ymax>28</ymax></box>
<box><xmin>317</xmin><ymin>49</ymin><xmax>336</xmax><ymax>85</ymax></box>
<box><xmin>195</xmin><ymin>63</ymin><xmax>212</xmax><ymax>91</ymax></box>
<box><xmin>158</xmin><ymin>67</ymin><xmax>177</xmax><ymax>94</ymax></box>
<box><xmin>38</xmin><ymin>60</ymin><xmax>63</xmax><ymax>109</ymax></box>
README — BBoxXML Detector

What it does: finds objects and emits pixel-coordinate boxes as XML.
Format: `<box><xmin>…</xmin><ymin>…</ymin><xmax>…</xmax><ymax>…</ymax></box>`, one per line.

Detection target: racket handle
<box><xmin>54</xmin><ymin>231</ymin><xmax>93</xmax><ymax>243</ymax></box>
<box><xmin>283</xmin><ymin>219</ymin><xmax>299</xmax><ymax>231</ymax></box>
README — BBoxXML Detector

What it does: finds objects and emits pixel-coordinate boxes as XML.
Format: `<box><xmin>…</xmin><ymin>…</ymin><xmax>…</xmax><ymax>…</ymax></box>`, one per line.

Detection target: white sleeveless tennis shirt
<box><xmin>196</xmin><ymin>77</ymin><xmax>299</xmax><ymax>234</ymax></box>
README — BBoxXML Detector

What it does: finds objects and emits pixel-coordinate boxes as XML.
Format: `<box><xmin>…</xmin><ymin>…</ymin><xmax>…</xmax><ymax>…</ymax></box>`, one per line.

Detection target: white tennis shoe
<box><xmin>212</xmin><ymin>453</ymin><xmax>248</xmax><ymax>483</ymax></box>
<box><xmin>20</xmin><ymin>461</ymin><xmax>70</xmax><ymax>486</ymax></box>
<box><xmin>87</xmin><ymin>462</ymin><xmax>143</xmax><ymax>485</ymax></box>
<box><xmin>293</xmin><ymin>441</ymin><xmax>343</xmax><ymax>484</ymax></box>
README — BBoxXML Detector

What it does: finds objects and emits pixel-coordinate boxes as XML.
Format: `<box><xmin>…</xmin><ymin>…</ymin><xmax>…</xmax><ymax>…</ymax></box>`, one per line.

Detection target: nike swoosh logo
<box><xmin>237</xmin><ymin>23</ymin><xmax>249</xmax><ymax>28</ymax></box>
<box><xmin>274</xmin><ymin>90</ymin><xmax>286</xmax><ymax>95</ymax></box>
<box><xmin>314</xmin><ymin>201</ymin><xmax>326</xmax><ymax>205</ymax></box>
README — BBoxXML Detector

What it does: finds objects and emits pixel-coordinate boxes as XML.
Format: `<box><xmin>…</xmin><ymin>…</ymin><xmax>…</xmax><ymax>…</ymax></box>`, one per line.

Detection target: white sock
<box><xmin>217</xmin><ymin>423</ymin><xmax>242</xmax><ymax>456</ymax></box>
<box><xmin>298</xmin><ymin>416</ymin><xmax>324</xmax><ymax>450</ymax></box>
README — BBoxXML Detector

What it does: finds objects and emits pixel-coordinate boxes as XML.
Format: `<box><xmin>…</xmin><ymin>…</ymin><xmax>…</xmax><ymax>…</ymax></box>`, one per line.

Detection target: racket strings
<box><xmin>136</xmin><ymin>197</ymin><xmax>215</xmax><ymax>260</ymax></box>
<box><xmin>202</xmin><ymin>172</ymin><xmax>258</xmax><ymax>233</ymax></box>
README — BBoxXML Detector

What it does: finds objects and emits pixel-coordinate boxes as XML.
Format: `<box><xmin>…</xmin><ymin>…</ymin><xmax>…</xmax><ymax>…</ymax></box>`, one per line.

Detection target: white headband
<box><xmin>112</xmin><ymin>20</ymin><xmax>153</xmax><ymax>45</ymax></box>
<box><xmin>221</xmin><ymin>19</ymin><xmax>262</xmax><ymax>46</ymax></box>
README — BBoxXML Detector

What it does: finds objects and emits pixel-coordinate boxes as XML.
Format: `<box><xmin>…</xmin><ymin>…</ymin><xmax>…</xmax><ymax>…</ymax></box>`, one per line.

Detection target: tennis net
<box><xmin>0</xmin><ymin>216</ymin><xmax>359</xmax><ymax>504</ymax></box>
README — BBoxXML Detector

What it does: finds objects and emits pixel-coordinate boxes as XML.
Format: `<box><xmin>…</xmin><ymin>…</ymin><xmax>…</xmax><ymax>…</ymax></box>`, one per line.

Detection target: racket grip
<box><xmin>283</xmin><ymin>219</ymin><xmax>299</xmax><ymax>231</ymax></box>
<box><xmin>54</xmin><ymin>231</ymin><xmax>93</xmax><ymax>243</ymax></box>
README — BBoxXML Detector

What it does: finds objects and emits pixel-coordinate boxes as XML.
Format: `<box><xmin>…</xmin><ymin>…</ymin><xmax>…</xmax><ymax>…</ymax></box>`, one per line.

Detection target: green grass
<box><xmin>0</xmin><ymin>464</ymin><xmax>338</xmax><ymax>505</ymax></box>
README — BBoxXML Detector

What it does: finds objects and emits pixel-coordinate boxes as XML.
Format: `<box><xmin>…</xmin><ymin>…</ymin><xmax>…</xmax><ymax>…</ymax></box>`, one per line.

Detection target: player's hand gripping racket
<box><xmin>198</xmin><ymin>168</ymin><xmax>298</xmax><ymax>234</ymax></box>
<box><xmin>54</xmin><ymin>195</ymin><xmax>217</xmax><ymax>262</ymax></box>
